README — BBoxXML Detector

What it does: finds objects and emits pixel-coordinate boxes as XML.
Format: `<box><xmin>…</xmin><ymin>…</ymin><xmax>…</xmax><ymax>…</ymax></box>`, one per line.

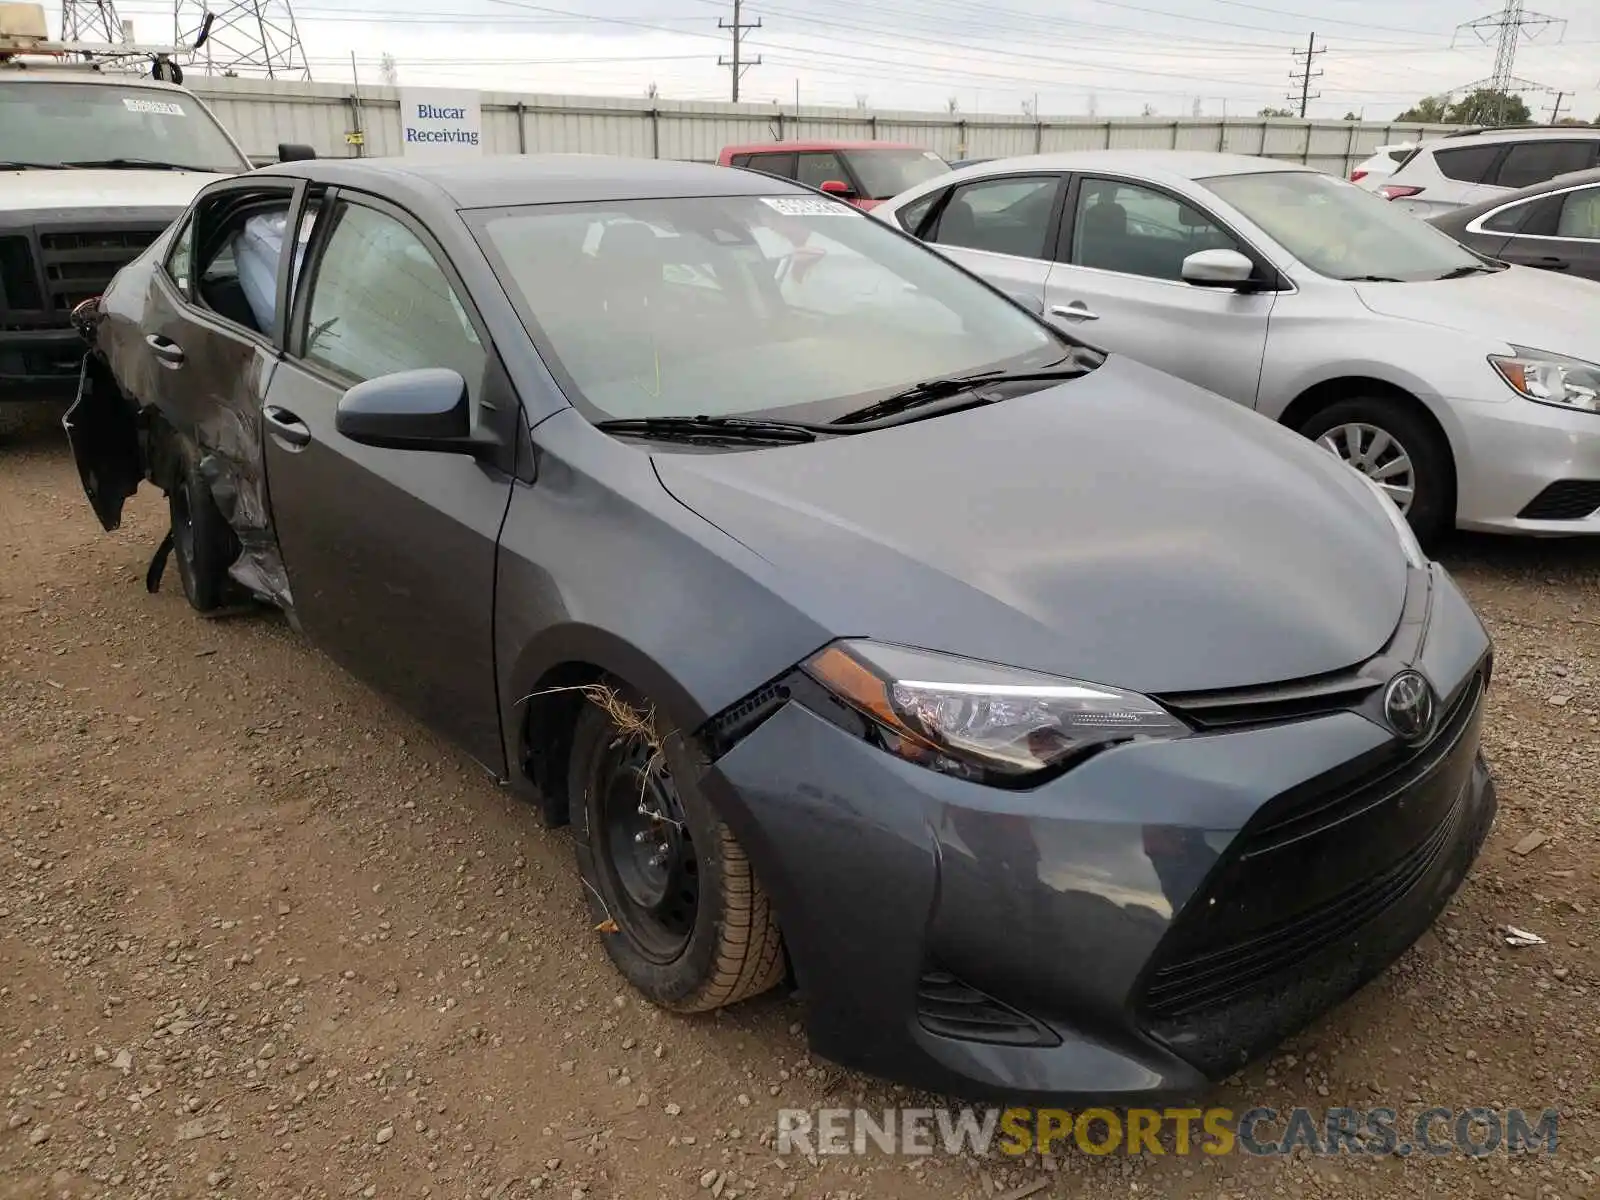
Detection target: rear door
<box><xmin>1043</xmin><ymin>174</ymin><xmax>1276</xmax><ymax>406</ymax></box>
<box><xmin>917</xmin><ymin>172</ymin><xmax>1067</xmax><ymax>313</ymax></box>
<box><xmin>260</xmin><ymin>188</ymin><xmax>519</xmax><ymax>773</ymax></box>
<box><xmin>1475</xmin><ymin>181</ymin><xmax>1600</xmax><ymax>281</ymax></box>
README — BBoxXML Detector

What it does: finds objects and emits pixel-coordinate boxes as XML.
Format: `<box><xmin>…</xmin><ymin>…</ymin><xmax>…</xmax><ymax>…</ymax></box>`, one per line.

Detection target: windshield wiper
<box><xmin>831</xmin><ymin>359</ymin><xmax>1092</xmax><ymax>426</ymax></box>
<box><xmin>594</xmin><ymin>415</ymin><xmax>830</xmax><ymax>443</ymax></box>
<box><xmin>0</xmin><ymin>160</ymin><xmax>78</xmax><ymax>170</ymax></box>
<box><xmin>1337</xmin><ymin>274</ymin><xmax>1405</xmax><ymax>283</ymax></box>
<box><xmin>1434</xmin><ymin>263</ymin><xmax>1500</xmax><ymax>280</ymax></box>
<box><xmin>61</xmin><ymin>157</ymin><xmax>213</xmax><ymax>172</ymax></box>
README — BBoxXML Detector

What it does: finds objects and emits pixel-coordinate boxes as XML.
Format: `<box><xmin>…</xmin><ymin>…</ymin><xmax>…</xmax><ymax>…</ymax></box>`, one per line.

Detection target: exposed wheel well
<box><xmin>519</xmin><ymin>660</ymin><xmax>610</xmax><ymax>828</ymax></box>
<box><xmin>1277</xmin><ymin>376</ymin><xmax>1457</xmax><ymax>508</ymax></box>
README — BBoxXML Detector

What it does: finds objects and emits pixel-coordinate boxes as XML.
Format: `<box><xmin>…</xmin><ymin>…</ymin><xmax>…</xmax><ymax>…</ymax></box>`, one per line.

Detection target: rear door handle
<box><xmin>1530</xmin><ymin>256</ymin><xmax>1571</xmax><ymax>271</ymax></box>
<box><xmin>263</xmin><ymin>404</ymin><xmax>312</xmax><ymax>449</ymax></box>
<box><xmin>1050</xmin><ymin>301</ymin><xmax>1100</xmax><ymax>322</ymax></box>
<box><xmin>145</xmin><ymin>333</ymin><xmax>185</xmax><ymax>368</ymax></box>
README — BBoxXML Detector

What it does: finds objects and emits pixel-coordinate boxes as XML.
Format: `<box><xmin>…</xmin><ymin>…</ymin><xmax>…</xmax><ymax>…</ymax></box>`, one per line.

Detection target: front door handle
<box><xmin>1050</xmin><ymin>301</ymin><xmax>1100</xmax><ymax>322</ymax></box>
<box><xmin>145</xmin><ymin>333</ymin><xmax>185</xmax><ymax>368</ymax></box>
<box><xmin>1529</xmin><ymin>256</ymin><xmax>1571</xmax><ymax>271</ymax></box>
<box><xmin>263</xmin><ymin>404</ymin><xmax>312</xmax><ymax>449</ymax></box>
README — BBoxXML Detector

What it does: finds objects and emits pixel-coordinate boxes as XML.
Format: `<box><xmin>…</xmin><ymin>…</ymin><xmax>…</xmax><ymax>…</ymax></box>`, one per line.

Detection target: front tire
<box><xmin>1298</xmin><ymin>398</ymin><xmax>1453</xmax><ymax>545</ymax></box>
<box><xmin>569</xmin><ymin>682</ymin><xmax>785</xmax><ymax>1012</ymax></box>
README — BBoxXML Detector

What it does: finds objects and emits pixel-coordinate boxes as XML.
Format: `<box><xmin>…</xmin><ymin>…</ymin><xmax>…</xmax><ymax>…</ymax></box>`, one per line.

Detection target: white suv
<box><xmin>1379</xmin><ymin>126</ymin><xmax>1600</xmax><ymax>218</ymax></box>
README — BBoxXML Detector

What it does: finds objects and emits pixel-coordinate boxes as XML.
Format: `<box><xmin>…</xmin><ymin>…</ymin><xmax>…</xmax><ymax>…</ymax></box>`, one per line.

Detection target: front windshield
<box><xmin>474</xmin><ymin>194</ymin><xmax>1063</xmax><ymax>423</ymax></box>
<box><xmin>0</xmin><ymin>82</ymin><xmax>248</xmax><ymax>172</ymax></box>
<box><xmin>1202</xmin><ymin>169</ymin><xmax>1487</xmax><ymax>281</ymax></box>
<box><xmin>845</xmin><ymin>149</ymin><xmax>952</xmax><ymax>200</ymax></box>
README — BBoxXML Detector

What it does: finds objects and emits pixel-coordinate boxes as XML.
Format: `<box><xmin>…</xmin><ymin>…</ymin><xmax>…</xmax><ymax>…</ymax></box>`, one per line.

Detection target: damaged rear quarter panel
<box><xmin>96</xmin><ymin>233</ymin><xmax>293</xmax><ymax>609</ymax></box>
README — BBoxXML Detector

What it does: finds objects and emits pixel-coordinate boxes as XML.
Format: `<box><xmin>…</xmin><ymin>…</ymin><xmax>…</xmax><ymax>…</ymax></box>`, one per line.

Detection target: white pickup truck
<box><xmin>0</xmin><ymin>2</ymin><xmax>307</xmax><ymax>400</ymax></box>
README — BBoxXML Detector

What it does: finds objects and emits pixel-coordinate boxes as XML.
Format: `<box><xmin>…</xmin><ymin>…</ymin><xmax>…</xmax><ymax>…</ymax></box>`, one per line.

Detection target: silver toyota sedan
<box><xmin>873</xmin><ymin>150</ymin><xmax>1600</xmax><ymax>541</ymax></box>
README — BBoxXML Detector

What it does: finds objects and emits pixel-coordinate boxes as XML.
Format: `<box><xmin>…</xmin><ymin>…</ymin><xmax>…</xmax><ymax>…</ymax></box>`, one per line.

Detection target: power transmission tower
<box><xmin>717</xmin><ymin>0</ymin><xmax>760</xmax><ymax>104</ymax></box>
<box><xmin>173</xmin><ymin>0</ymin><xmax>310</xmax><ymax>80</ymax></box>
<box><xmin>1450</xmin><ymin>1</ymin><xmax>1565</xmax><ymax>125</ymax></box>
<box><xmin>61</xmin><ymin>0</ymin><xmax>123</xmax><ymax>43</ymax></box>
<box><xmin>1288</xmin><ymin>33</ymin><xmax>1324</xmax><ymax>118</ymax></box>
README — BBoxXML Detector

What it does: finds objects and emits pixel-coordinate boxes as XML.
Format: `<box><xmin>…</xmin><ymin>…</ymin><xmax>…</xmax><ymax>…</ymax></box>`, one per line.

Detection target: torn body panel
<box><xmin>68</xmin><ymin>236</ymin><xmax>295</xmax><ymax>611</ymax></box>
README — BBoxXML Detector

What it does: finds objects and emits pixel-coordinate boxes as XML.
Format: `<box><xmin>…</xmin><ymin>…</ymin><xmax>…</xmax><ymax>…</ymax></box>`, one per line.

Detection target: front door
<box><xmin>261</xmin><ymin>191</ymin><xmax>516</xmax><ymax>773</ymax></box>
<box><xmin>1043</xmin><ymin>175</ymin><xmax>1276</xmax><ymax>406</ymax></box>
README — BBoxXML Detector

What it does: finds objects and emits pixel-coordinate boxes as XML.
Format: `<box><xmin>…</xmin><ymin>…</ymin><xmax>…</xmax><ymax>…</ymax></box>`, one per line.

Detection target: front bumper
<box><xmin>1449</xmin><ymin>393</ymin><xmax>1600</xmax><ymax>533</ymax></box>
<box><xmin>699</xmin><ymin>569</ymin><xmax>1495</xmax><ymax>1103</ymax></box>
<box><xmin>0</xmin><ymin>327</ymin><xmax>85</xmax><ymax>398</ymax></box>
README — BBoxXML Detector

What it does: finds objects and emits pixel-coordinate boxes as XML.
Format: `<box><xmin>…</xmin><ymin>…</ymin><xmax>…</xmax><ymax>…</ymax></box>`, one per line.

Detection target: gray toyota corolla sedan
<box><xmin>64</xmin><ymin>155</ymin><xmax>1496</xmax><ymax>1104</ymax></box>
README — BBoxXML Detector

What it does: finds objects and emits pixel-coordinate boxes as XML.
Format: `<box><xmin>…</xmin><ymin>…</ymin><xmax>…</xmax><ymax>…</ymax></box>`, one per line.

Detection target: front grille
<box><xmin>0</xmin><ymin>235</ymin><xmax>42</xmax><ymax>311</ymax></box>
<box><xmin>1136</xmin><ymin>664</ymin><xmax>1490</xmax><ymax>1078</ymax></box>
<box><xmin>916</xmin><ymin>970</ymin><xmax>1060</xmax><ymax>1047</ymax></box>
<box><xmin>1143</xmin><ymin>792</ymin><xmax>1463</xmax><ymax>1018</ymax></box>
<box><xmin>1157</xmin><ymin>666</ymin><xmax>1381</xmax><ymax>732</ymax></box>
<box><xmin>1238</xmin><ymin>671</ymin><xmax>1482</xmax><ymax>853</ymax></box>
<box><xmin>1518</xmin><ymin>480</ymin><xmax>1600</xmax><ymax>521</ymax></box>
<box><xmin>38</xmin><ymin>226</ymin><xmax>162</xmax><ymax>315</ymax></box>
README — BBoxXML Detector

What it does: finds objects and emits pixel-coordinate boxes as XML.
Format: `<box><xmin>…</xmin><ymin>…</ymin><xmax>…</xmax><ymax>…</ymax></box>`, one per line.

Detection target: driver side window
<box><xmin>1069</xmin><ymin>178</ymin><xmax>1240</xmax><ymax>282</ymax></box>
<box><xmin>301</xmin><ymin>202</ymin><xmax>485</xmax><ymax>394</ymax></box>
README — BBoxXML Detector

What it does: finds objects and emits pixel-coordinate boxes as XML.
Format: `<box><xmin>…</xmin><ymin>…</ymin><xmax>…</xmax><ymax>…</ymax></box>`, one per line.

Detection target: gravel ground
<box><xmin>2</xmin><ymin>400</ymin><xmax>1597</xmax><ymax>1200</ymax></box>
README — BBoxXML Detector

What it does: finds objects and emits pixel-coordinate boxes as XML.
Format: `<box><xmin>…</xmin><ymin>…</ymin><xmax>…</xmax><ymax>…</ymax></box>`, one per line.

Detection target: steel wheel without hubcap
<box><xmin>596</xmin><ymin>739</ymin><xmax>700</xmax><ymax>963</ymax></box>
<box><xmin>1316</xmin><ymin>421</ymin><xmax>1415</xmax><ymax>514</ymax></box>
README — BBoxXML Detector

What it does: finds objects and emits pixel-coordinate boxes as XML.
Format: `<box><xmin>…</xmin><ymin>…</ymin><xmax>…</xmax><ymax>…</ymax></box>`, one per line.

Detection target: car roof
<box><xmin>722</xmin><ymin>140</ymin><xmax>927</xmax><ymax>155</ymax></box>
<box><xmin>930</xmin><ymin>149</ymin><xmax>1315</xmax><ymax>186</ymax></box>
<box><xmin>254</xmin><ymin>153</ymin><xmax>817</xmax><ymax>209</ymax></box>
<box><xmin>1415</xmin><ymin>125</ymin><xmax>1600</xmax><ymax>150</ymax></box>
<box><xmin>0</xmin><ymin>66</ymin><xmax>192</xmax><ymax>91</ymax></box>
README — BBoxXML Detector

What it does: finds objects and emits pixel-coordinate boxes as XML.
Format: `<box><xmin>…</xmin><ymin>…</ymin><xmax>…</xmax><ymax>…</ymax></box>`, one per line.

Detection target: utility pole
<box><xmin>1544</xmin><ymin>89</ymin><xmax>1567</xmax><ymax>124</ymax></box>
<box><xmin>718</xmin><ymin>0</ymin><xmax>761</xmax><ymax>104</ymax></box>
<box><xmin>1288</xmin><ymin>32</ymin><xmax>1324</xmax><ymax>119</ymax></box>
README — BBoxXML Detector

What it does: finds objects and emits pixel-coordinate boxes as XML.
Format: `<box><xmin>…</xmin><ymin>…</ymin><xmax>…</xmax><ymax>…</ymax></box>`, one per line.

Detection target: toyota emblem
<box><xmin>1384</xmin><ymin>670</ymin><xmax>1436</xmax><ymax>743</ymax></box>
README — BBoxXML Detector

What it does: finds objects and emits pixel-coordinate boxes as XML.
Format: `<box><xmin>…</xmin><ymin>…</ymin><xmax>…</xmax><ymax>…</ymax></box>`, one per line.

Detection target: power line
<box><xmin>1288</xmin><ymin>31</ymin><xmax>1324</xmax><ymax>117</ymax></box>
<box><xmin>717</xmin><ymin>0</ymin><xmax>760</xmax><ymax>102</ymax></box>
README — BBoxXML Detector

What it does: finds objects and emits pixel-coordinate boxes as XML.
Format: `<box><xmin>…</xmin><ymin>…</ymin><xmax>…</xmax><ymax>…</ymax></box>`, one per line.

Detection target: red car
<box><xmin>717</xmin><ymin>140</ymin><xmax>951</xmax><ymax>210</ymax></box>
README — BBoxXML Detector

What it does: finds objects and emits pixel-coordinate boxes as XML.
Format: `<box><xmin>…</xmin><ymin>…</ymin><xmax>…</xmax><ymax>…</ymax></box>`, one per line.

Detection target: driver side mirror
<box><xmin>1181</xmin><ymin>248</ymin><xmax>1258</xmax><ymax>289</ymax></box>
<box><xmin>277</xmin><ymin>142</ymin><xmax>317</xmax><ymax>163</ymax></box>
<box><xmin>335</xmin><ymin>368</ymin><xmax>490</xmax><ymax>455</ymax></box>
<box><xmin>819</xmin><ymin>179</ymin><xmax>857</xmax><ymax>200</ymax></box>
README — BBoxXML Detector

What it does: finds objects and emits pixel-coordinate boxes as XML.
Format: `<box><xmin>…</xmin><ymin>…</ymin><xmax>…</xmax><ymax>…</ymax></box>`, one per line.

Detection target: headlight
<box><xmin>1489</xmin><ymin>347</ymin><xmax>1600</xmax><ymax>414</ymax></box>
<box><xmin>802</xmin><ymin>640</ymin><xmax>1188</xmax><ymax>782</ymax></box>
<box><xmin>1350</xmin><ymin>468</ymin><xmax>1428</xmax><ymax>567</ymax></box>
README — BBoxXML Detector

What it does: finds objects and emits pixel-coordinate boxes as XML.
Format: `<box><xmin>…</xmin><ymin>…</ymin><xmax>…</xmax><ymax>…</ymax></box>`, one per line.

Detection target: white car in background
<box><xmin>1349</xmin><ymin>142</ymin><xmax>1416</xmax><ymax>191</ymax></box>
<box><xmin>1377</xmin><ymin>126</ymin><xmax>1600</xmax><ymax>218</ymax></box>
<box><xmin>873</xmin><ymin>149</ymin><xmax>1600</xmax><ymax>541</ymax></box>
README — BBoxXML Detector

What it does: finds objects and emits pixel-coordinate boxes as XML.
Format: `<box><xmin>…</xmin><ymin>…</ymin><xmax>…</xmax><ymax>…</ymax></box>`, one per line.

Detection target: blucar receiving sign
<box><xmin>398</xmin><ymin>88</ymin><xmax>483</xmax><ymax>158</ymax></box>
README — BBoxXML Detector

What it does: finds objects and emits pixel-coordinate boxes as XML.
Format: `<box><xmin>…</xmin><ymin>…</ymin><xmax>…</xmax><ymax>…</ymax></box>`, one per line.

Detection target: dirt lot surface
<box><xmin>2</xmin><ymin>401</ymin><xmax>1597</xmax><ymax>1200</ymax></box>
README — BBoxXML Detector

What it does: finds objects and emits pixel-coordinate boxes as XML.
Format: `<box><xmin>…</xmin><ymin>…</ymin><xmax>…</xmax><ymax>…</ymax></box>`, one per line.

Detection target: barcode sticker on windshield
<box><xmin>123</xmin><ymin>97</ymin><xmax>186</xmax><ymax>116</ymax></box>
<box><xmin>759</xmin><ymin>196</ymin><xmax>857</xmax><ymax>217</ymax></box>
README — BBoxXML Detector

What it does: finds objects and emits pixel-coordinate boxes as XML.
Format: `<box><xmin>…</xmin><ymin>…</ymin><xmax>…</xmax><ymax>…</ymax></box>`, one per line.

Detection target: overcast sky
<box><xmin>51</xmin><ymin>0</ymin><xmax>1600</xmax><ymax>121</ymax></box>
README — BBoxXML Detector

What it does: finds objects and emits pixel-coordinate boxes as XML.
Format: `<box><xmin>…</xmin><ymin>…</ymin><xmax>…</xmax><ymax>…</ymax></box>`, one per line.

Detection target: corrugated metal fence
<box><xmin>190</xmin><ymin>77</ymin><xmax>1458</xmax><ymax>178</ymax></box>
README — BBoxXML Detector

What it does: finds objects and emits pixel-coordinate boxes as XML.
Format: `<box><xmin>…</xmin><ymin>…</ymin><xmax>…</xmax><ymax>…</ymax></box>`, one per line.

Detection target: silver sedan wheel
<box><xmin>1316</xmin><ymin>422</ymin><xmax>1415</xmax><ymax>514</ymax></box>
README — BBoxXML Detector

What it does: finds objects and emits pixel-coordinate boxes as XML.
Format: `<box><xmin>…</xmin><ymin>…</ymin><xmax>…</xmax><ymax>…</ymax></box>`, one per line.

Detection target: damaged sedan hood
<box><xmin>653</xmin><ymin>355</ymin><xmax>1409</xmax><ymax>694</ymax></box>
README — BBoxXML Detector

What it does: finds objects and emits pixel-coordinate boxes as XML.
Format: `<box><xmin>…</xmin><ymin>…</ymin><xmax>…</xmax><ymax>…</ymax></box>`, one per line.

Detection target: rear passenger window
<box><xmin>896</xmin><ymin>190</ymin><xmax>942</xmax><ymax>237</ymax></box>
<box><xmin>743</xmin><ymin>152</ymin><xmax>797</xmax><ymax>180</ymax></box>
<box><xmin>302</xmin><ymin>202</ymin><xmax>485</xmax><ymax>393</ymax></box>
<box><xmin>729</xmin><ymin>154</ymin><xmax>751</xmax><ymax>168</ymax></box>
<box><xmin>1433</xmin><ymin>144</ymin><xmax>1502</xmax><ymax>184</ymax></box>
<box><xmin>1494</xmin><ymin>141</ymin><xmax>1596</xmax><ymax>190</ymax></box>
<box><xmin>930</xmin><ymin>176</ymin><xmax>1060</xmax><ymax>260</ymax></box>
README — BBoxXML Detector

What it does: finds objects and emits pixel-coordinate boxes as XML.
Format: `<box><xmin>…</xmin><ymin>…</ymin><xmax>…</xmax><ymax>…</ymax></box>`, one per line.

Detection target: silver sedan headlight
<box><xmin>1489</xmin><ymin>347</ymin><xmax>1600</xmax><ymax>414</ymax></box>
